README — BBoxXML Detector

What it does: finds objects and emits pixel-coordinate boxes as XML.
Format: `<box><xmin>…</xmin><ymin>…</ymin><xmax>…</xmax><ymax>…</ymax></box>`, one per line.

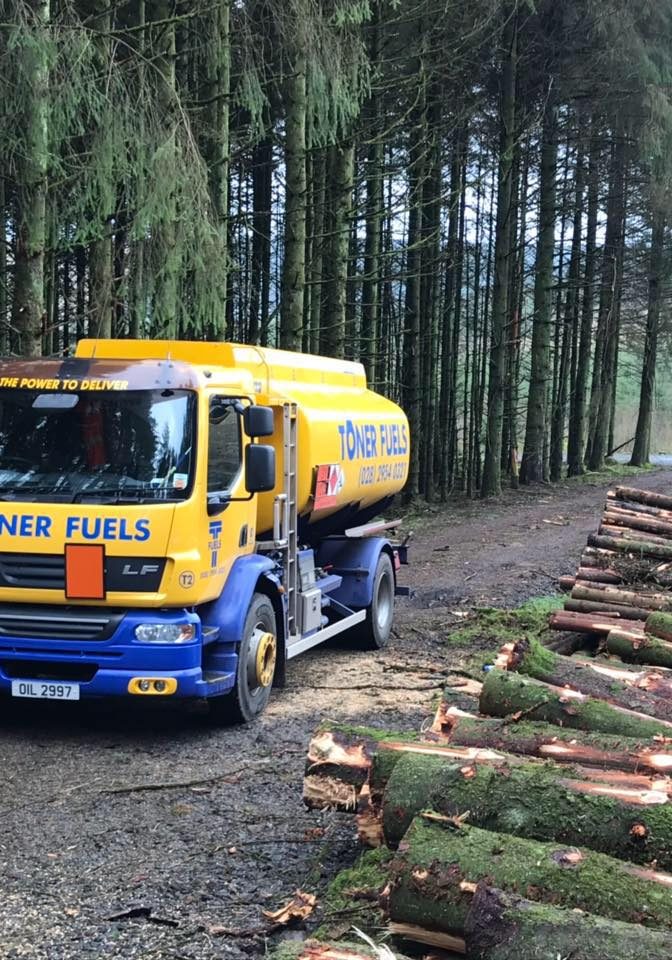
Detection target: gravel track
<box><xmin>2</xmin><ymin>468</ymin><xmax>672</xmax><ymax>959</ymax></box>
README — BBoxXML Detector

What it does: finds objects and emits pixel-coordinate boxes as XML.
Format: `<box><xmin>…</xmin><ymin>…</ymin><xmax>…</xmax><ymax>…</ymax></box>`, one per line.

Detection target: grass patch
<box><xmin>445</xmin><ymin>595</ymin><xmax>564</xmax><ymax>677</ymax></box>
<box><xmin>567</xmin><ymin>461</ymin><xmax>656</xmax><ymax>485</ymax></box>
<box><xmin>314</xmin><ymin>847</ymin><xmax>393</xmax><ymax>941</ymax></box>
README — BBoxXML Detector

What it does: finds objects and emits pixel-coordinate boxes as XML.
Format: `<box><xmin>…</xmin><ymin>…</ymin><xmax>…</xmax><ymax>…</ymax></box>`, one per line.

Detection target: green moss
<box><xmin>445</xmin><ymin>597</ymin><xmax>564</xmax><ymax>677</ymax></box>
<box><xmin>390</xmin><ymin>818</ymin><xmax>672</xmax><ymax>932</ymax></box>
<box><xmin>314</xmin><ymin>847</ymin><xmax>392</xmax><ymax>940</ymax></box>
<box><xmin>316</xmin><ymin>720</ymin><xmax>420</xmax><ymax>744</ymax></box>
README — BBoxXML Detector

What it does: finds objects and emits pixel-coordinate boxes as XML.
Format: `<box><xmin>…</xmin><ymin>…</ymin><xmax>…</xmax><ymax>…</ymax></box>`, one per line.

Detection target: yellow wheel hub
<box><xmin>255</xmin><ymin>631</ymin><xmax>277</xmax><ymax>688</ymax></box>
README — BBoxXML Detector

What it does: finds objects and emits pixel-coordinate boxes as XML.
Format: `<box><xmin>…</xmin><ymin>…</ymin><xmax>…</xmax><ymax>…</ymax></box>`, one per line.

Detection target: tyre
<box><xmin>209</xmin><ymin>593</ymin><xmax>278</xmax><ymax>724</ymax></box>
<box><xmin>353</xmin><ymin>551</ymin><xmax>395</xmax><ymax>650</ymax></box>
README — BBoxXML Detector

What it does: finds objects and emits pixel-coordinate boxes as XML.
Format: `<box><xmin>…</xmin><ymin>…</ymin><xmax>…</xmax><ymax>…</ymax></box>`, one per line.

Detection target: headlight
<box><xmin>134</xmin><ymin>623</ymin><xmax>196</xmax><ymax>644</ymax></box>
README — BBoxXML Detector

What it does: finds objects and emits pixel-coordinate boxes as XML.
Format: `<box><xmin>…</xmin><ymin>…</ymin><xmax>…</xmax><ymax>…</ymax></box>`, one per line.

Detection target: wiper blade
<box><xmin>72</xmin><ymin>488</ymin><xmax>183</xmax><ymax>504</ymax></box>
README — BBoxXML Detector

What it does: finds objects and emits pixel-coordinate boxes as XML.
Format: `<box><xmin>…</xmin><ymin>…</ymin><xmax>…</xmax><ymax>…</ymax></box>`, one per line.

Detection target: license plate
<box><xmin>11</xmin><ymin>680</ymin><xmax>80</xmax><ymax>701</ymax></box>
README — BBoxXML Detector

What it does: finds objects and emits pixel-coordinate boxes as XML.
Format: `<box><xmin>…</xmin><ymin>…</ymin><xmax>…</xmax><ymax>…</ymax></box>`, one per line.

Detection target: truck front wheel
<box><xmin>354</xmin><ymin>552</ymin><xmax>395</xmax><ymax>650</ymax></box>
<box><xmin>209</xmin><ymin>593</ymin><xmax>278</xmax><ymax>724</ymax></box>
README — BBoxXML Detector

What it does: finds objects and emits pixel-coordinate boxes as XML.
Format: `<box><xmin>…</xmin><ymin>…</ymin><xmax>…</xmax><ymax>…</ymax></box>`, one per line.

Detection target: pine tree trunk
<box><xmin>481</xmin><ymin>4</ymin><xmax>517</xmax><ymax>497</ymax></box>
<box><xmin>567</xmin><ymin>120</ymin><xmax>599</xmax><ymax>475</ymax></box>
<box><xmin>322</xmin><ymin>141</ymin><xmax>354</xmax><ymax>358</ymax></box>
<box><xmin>150</xmin><ymin>0</ymin><xmax>178</xmax><ymax>337</ymax></box>
<box><xmin>630</xmin><ymin>210</ymin><xmax>665</xmax><ymax>465</ymax></box>
<box><xmin>587</xmin><ymin>134</ymin><xmax>627</xmax><ymax>469</ymax></box>
<box><xmin>360</xmin><ymin>1</ymin><xmax>383</xmax><ymax>381</ymax></box>
<box><xmin>401</xmin><ymin>56</ymin><xmax>426</xmax><ymax>500</ymax></box>
<box><xmin>248</xmin><ymin>134</ymin><xmax>273</xmax><ymax>344</ymax></box>
<box><xmin>201</xmin><ymin>0</ymin><xmax>231</xmax><ymax>337</ymax></box>
<box><xmin>521</xmin><ymin>100</ymin><xmax>557</xmax><ymax>484</ymax></box>
<box><xmin>12</xmin><ymin>0</ymin><xmax>50</xmax><ymax>357</ymax></box>
<box><xmin>280</xmin><ymin>49</ymin><xmax>307</xmax><ymax>350</ymax></box>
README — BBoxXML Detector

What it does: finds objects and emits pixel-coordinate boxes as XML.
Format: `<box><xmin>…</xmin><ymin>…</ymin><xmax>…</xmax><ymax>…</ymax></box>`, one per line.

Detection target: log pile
<box><xmin>304</xmin><ymin>641</ymin><xmax>672</xmax><ymax>951</ymax></box>
<box><xmin>551</xmin><ymin>486</ymin><xmax>672</xmax><ymax>645</ymax></box>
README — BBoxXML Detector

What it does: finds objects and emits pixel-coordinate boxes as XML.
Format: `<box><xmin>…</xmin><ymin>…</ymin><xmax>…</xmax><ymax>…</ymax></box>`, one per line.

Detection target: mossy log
<box><xmin>588</xmin><ymin>532</ymin><xmax>672</xmax><ymax>561</ymax></box>
<box><xmin>479</xmin><ymin>669</ymin><xmax>672</xmax><ymax>738</ymax></box>
<box><xmin>607</xmin><ymin>627</ymin><xmax>672</xmax><ymax>670</ymax></box>
<box><xmin>498</xmin><ymin>636</ymin><xmax>672</xmax><ymax>719</ymax></box>
<box><xmin>386</xmin><ymin>818</ymin><xmax>672</xmax><ymax>934</ymax></box>
<box><xmin>647</xmin><ymin>612</ymin><xmax>672</xmax><ymax>643</ymax></box>
<box><xmin>446</xmin><ymin>714</ymin><xmax>672</xmax><ymax>776</ymax></box>
<box><xmin>572</xmin><ymin>583</ymin><xmax>672</xmax><ymax>613</ymax></box>
<box><xmin>611</xmin><ymin>486</ymin><xmax>672</xmax><ymax>512</ymax></box>
<box><xmin>380</xmin><ymin>751</ymin><xmax>672</xmax><ymax>861</ymax></box>
<box><xmin>465</xmin><ymin>884</ymin><xmax>672</xmax><ymax>960</ymax></box>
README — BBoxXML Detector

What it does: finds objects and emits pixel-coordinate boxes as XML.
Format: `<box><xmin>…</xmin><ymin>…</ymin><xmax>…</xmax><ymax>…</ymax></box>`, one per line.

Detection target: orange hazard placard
<box><xmin>65</xmin><ymin>544</ymin><xmax>105</xmax><ymax>600</ymax></box>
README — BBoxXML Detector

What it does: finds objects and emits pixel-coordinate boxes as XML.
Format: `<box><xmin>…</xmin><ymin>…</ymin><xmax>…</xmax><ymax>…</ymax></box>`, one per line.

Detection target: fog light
<box><xmin>134</xmin><ymin>623</ymin><xmax>196</xmax><ymax>644</ymax></box>
<box><xmin>128</xmin><ymin>677</ymin><xmax>178</xmax><ymax>695</ymax></box>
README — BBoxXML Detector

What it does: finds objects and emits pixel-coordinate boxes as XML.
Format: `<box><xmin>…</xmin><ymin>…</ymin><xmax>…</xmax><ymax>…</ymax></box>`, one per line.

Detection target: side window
<box><xmin>208</xmin><ymin>398</ymin><xmax>242</xmax><ymax>494</ymax></box>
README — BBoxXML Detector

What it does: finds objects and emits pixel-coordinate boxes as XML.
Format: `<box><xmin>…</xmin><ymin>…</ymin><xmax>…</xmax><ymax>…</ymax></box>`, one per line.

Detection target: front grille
<box><xmin>0</xmin><ymin>605</ymin><xmax>124</xmax><ymax>641</ymax></box>
<box><xmin>0</xmin><ymin>553</ymin><xmax>64</xmax><ymax>590</ymax></box>
<box><xmin>1</xmin><ymin>659</ymin><xmax>98</xmax><ymax>682</ymax></box>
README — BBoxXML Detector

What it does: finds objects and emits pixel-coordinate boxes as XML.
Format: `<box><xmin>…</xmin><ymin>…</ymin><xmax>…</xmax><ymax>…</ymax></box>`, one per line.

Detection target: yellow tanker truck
<box><xmin>0</xmin><ymin>340</ymin><xmax>410</xmax><ymax>721</ymax></box>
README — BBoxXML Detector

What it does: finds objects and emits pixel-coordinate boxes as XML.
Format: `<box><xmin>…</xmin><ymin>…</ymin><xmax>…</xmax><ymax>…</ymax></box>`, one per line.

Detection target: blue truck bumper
<box><xmin>0</xmin><ymin>607</ymin><xmax>237</xmax><ymax>700</ymax></box>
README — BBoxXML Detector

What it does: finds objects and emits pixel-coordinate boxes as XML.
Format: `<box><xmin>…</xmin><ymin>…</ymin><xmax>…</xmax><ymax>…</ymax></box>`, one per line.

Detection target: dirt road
<box><xmin>2</xmin><ymin>469</ymin><xmax>672</xmax><ymax>959</ymax></box>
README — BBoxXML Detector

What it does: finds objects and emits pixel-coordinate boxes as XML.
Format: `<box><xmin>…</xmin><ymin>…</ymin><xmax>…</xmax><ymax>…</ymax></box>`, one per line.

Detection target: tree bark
<box><xmin>12</xmin><ymin>0</ymin><xmax>50</xmax><ymax>357</ymax></box>
<box><xmin>500</xmin><ymin>635</ymin><xmax>672</xmax><ymax>719</ymax></box>
<box><xmin>588</xmin><ymin>533</ymin><xmax>672</xmax><ymax>560</ymax></box>
<box><xmin>586</xmin><ymin>134</ymin><xmax>627</xmax><ymax>470</ymax></box>
<box><xmin>479</xmin><ymin>669</ymin><xmax>672</xmax><ymax>738</ymax></box>
<box><xmin>322</xmin><ymin>141</ymin><xmax>354</xmax><ymax>358</ymax></box>
<box><xmin>481</xmin><ymin>3</ymin><xmax>517</xmax><ymax>497</ymax></box>
<box><xmin>280</xmin><ymin>48</ymin><xmax>307</xmax><ymax>350</ymax></box>
<box><xmin>521</xmin><ymin>100</ymin><xmax>557</xmax><ymax>484</ymax></box>
<box><xmin>386</xmin><ymin>818</ymin><xmax>672</xmax><ymax>934</ymax></box>
<box><xmin>465</xmin><ymin>883</ymin><xmax>672</xmax><ymax>960</ymax></box>
<box><xmin>381</xmin><ymin>750</ymin><xmax>672</xmax><ymax>859</ymax></box>
<box><xmin>608</xmin><ymin>624</ymin><xmax>672</xmax><ymax>668</ymax></box>
<box><xmin>446</xmin><ymin>714</ymin><xmax>672</xmax><ymax>776</ymax></box>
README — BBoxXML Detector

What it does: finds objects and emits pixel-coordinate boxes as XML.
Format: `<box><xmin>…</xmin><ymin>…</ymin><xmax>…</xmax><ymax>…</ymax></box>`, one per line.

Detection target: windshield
<box><xmin>0</xmin><ymin>388</ymin><xmax>196</xmax><ymax>503</ymax></box>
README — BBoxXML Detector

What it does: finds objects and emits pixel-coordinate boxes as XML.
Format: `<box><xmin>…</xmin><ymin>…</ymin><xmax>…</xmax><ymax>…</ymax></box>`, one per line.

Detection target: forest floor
<box><xmin>2</xmin><ymin>465</ymin><xmax>672</xmax><ymax>959</ymax></box>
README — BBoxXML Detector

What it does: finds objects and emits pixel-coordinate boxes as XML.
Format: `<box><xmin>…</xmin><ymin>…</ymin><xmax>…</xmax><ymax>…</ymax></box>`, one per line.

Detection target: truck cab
<box><xmin>0</xmin><ymin>341</ymin><xmax>409</xmax><ymax>721</ymax></box>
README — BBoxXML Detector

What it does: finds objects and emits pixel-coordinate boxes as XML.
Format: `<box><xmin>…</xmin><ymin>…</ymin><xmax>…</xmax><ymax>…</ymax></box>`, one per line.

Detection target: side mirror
<box><xmin>245</xmin><ymin>444</ymin><xmax>276</xmax><ymax>493</ymax></box>
<box><xmin>243</xmin><ymin>405</ymin><xmax>274</xmax><ymax>438</ymax></box>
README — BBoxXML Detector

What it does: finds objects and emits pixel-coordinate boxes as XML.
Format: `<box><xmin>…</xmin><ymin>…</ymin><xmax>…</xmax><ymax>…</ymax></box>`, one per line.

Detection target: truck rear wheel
<box><xmin>209</xmin><ymin>593</ymin><xmax>277</xmax><ymax>724</ymax></box>
<box><xmin>354</xmin><ymin>552</ymin><xmax>395</xmax><ymax>650</ymax></box>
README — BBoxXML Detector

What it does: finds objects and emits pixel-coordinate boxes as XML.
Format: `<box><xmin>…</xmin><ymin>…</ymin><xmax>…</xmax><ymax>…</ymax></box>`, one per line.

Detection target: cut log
<box><xmin>611</xmin><ymin>485</ymin><xmax>672</xmax><ymax>512</ymax></box>
<box><xmin>273</xmin><ymin>941</ymin><xmax>416</xmax><ymax>960</ymax></box>
<box><xmin>648</xmin><ymin>612</ymin><xmax>672</xmax><ymax>643</ymax></box>
<box><xmin>479</xmin><ymin>669</ymin><xmax>672</xmax><ymax>738</ymax></box>
<box><xmin>446</xmin><ymin>714</ymin><xmax>672</xmax><ymax>775</ymax></box>
<box><xmin>465</xmin><ymin>884</ymin><xmax>672</xmax><ymax>960</ymax></box>
<box><xmin>571</xmin><ymin>583</ymin><xmax>672</xmax><ymax>613</ymax></box>
<box><xmin>588</xmin><ymin>533</ymin><xmax>672</xmax><ymax>561</ymax></box>
<box><xmin>565</xmin><ymin>597</ymin><xmax>651</xmax><ymax>620</ymax></box>
<box><xmin>607</xmin><ymin>628</ymin><xmax>672</xmax><ymax>670</ymax></box>
<box><xmin>600</xmin><ymin>523</ymin><xmax>672</xmax><ymax>547</ymax></box>
<box><xmin>604</xmin><ymin>509</ymin><xmax>672</xmax><ymax>539</ymax></box>
<box><xmin>549</xmin><ymin>609</ymin><xmax>644</xmax><ymax>635</ymax></box>
<box><xmin>380</xmin><ymin>751</ymin><xmax>672</xmax><ymax>861</ymax></box>
<box><xmin>558</xmin><ymin>575</ymin><xmax>575</xmax><ymax>592</ymax></box>
<box><xmin>386</xmin><ymin>818</ymin><xmax>672</xmax><ymax>933</ymax></box>
<box><xmin>498</xmin><ymin>636</ymin><xmax>672</xmax><ymax>719</ymax></box>
<box><xmin>575</xmin><ymin>565</ymin><xmax>623</xmax><ymax>584</ymax></box>
<box><xmin>542</xmin><ymin>631</ymin><xmax>587</xmax><ymax>655</ymax></box>
<box><xmin>303</xmin><ymin>724</ymin><xmax>424</xmax><ymax>811</ymax></box>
